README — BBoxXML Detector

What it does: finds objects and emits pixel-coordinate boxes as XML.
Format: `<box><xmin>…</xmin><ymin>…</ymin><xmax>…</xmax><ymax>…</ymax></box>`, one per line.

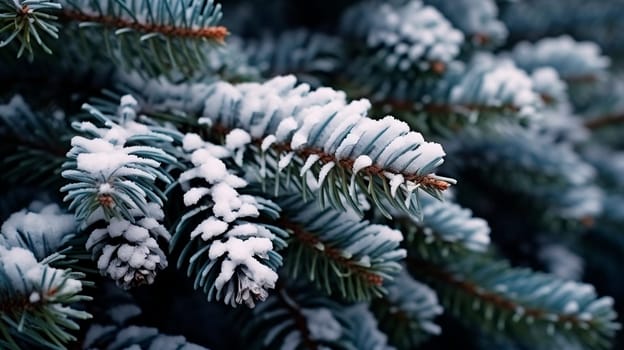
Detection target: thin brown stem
<box><xmin>584</xmin><ymin>113</ymin><xmax>624</xmax><ymax>130</ymax></box>
<box><xmin>0</xmin><ymin>295</ymin><xmax>33</xmax><ymax>314</ymax></box>
<box><xmin>61</xmin><ymin>10</ymin><xmax>228</xmax><ymax>42</ymax></box>
<box><xmin>280</xmin><ymin>220</ymin><xmax>384</xmax><ymax>286</ymax></box>
<box><xmin>211</xmin><ymin>124</ymin><xmax>451</xmax><ymax>191</ymax></box>
<box><xmin>408</xmin><ymin>258</ymin><xmax>588</xmax><ymax>325</ymax></box>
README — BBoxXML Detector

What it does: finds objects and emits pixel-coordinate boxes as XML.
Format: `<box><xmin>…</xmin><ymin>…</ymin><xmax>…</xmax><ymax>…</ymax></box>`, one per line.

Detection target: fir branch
<box><xmin>59</xmin><ymin>8</ymin><xmax>227</xmax><ymax>42</ymax></box>
<box><xmin>171</xmin><ymin>132</ymin><xmax>288</xmax><ymax>308</ymax></box>
<box><xmin>0</xmin><ymin>202</ymin><xmax>76</xmax><ymax>261</ymax></box>
<box><xmin>340</xmin><ymin>0</ymin><xmax>464</xmax><ymax>75</ymax></box>
<box><xmin>408</xmin><ymin>254</ymin><xmax>619</xmax><ymax>349</ymax></box>
<box><xmin>510</xmin><ymin>35</ymin><xmax>609</xmax><ymax>84</ymax></box>
<box><xmin>424</xmin><ymin>0</ymin><xmax>507</xmax><ymax>48</ymax></box>
<box><xmin>446</xmin><ymin>122</ymin><xmax>602</xmax><ymax>223</ymax></box>
<box><xmin>275</xmin><ymin>285</ymin><xmax>320</xmax><ymax>350</ymax></box>
<box><xmin>117</xmin><ymin>75</ymin><xmax>454</xmax><ymax>220</ymax></box>
<box><xmin>61</xmin><ymin>96</ymin><xmax>176</xmax><ymax>289</ymax></box>
<box><xmin>61</xmin><ymin>0</ymin><xmax>227</xmax><ymax>76</ymax></box>
<box><xmin>61</xmin><ymin>95</ymin><xmax>177</xmax><ymax>224</ymax></box>
<box><xmin>210</xmin><ymin>124</ymin><xmax>451</xmax><ymax>192</ymax></box>
<box><xmin>0</xmin><ymin>246</ymin><xmax>91</xmax><ymax>350</ymax></box>
<box><xmin>0</xmin><ymin>95</ymin><xmax>73</xmax><ymax>187</ymax></box>
<box><xmin>242</xmin><ymin>29</ymin><xmax>345</xmax><ymax>86</ymax></box>
<box><xmin>275</xmin><ymin>194</ymin><xmax>406</xmax><ymax>301</ymax></box>
<box><xmin>0</xmin><ymin>0</ymin><xmax>61</xmax><ymax>58</ymax></box>
<box><xmin>239</xmin><ymin>283</ymin><xmax>351</xmax><ymax>349</ymax></box>
<box><xmin>370</xmin><ymin>270</ymin><xmax>443</xmax><ymax>349</ymax></box>
<box><xmin>281</xmin><ymin>221</ymin><xmax>383</xmax><ymax>288</ymax></box>
<box><xmin>397</xmin><ymin>195</ymin><xmax>491</xmax><ymax>259</ymax></box>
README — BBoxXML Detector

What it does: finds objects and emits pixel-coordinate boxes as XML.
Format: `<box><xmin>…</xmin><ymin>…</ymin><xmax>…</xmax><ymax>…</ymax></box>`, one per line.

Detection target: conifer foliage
<box><xmin>1</xmin><ymin>0</ymin><xmax>623</xmax><ymax>349</ymax></box>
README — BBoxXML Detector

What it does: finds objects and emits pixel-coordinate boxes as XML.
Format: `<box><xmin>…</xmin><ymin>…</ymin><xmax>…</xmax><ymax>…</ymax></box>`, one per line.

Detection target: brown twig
<box><xmin>280</xmin><ymin>220</ymin><xmax>384</xmax><ymax>286</ymax></box>
<box><xmin>210</xmin><ymin>124</ymin><xmax>451</xmax><ymax>191</ymax></box>
<box><xmin>61</xmin><ymin>10</ymin><xmax>228</xmax><ymax>42</ymax></box>
<box><xmin>584</xmin><ymin>113</ymin><xmax>624</xmax><ymax>130</ymax></box>
<box><xmin>0</xmin><ymin>295</ymin><xmax>34</xmax><ymax>314</ymax></box>
<box><xmin>408</xmin><ymin>258</ymin><xmax>588</xmax><ymax>325</ymax></box>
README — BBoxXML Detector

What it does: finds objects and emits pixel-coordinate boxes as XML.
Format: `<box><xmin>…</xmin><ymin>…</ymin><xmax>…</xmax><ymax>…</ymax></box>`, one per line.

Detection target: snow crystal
<box><xmin>224</xmin><ymin>174</ymin><xmax>247</xmax><ymax>188</ymax></box>
<box><xmin>128</xmin><ymin>247</ymin><xmax>148</xmax><ymax>268</ymax></box>
<box><xmin>120</xmin><ymin>95</ymin><xmax>138</xmax><ymax>108</ymax></box>
<box><xmin>29</xmin><ymin>292</ymin><xmax>41</xmax><ymax>303</ymax></box>
<box><xmin>387</xmin><ymin>173</ymin><xmax>404</xmax><ymax>198</ymax></box>
<box><xmin>98</xmin><ymin>245</ymin><xmax>117</xmax><ymax>270</ymax></box>
<box><xmin>317</xmin><ymin>162</ymin><xmax>335</xmax><ymax>187</ymax></box>
<box><xmin>190</xmin><ymin>217</ymin><xmax>229</xmax><ymax>240</ymax></box>
<box><xmin>275</xmin><ymin>118</ymin><xmax>298</xmax><ymax>141</ymax></box>
<box><xmin>226</xmin><ymin>224</ymin><xmax>259</xmax><ymax>237</ymax></box>
<box><xmin>77</xmin><ymin>150</ymin><xmax>145</xmax><ymax>175</ymax></box>
<box><xmin>278</xmin><ymin>152</ymin><xmax>295</xmax><ymax>170</ymax></box>
<box><xmin>370</xmin><ymin>224</ymin><xmax>403</xmax><ymax>242</ymax></box>
<box><xmin>183</xmin><ymin>187</ymin><xmax>211</xmax><ymax>206</ymax></box>
<box><xmin>183</xmin><ymin>133</ymin><xmax>205</xmax><ymax>151</ymax></box>
<box><xmin>300</xmin><ymin>155</ymin><xmax>320</xmax><ymax>176</ymax></box>
<box><xmin>211</xmin><ymin>183</ymin><xmax>242</xmax><ymax>222</ymax></box>
<box><xmin>124</xmin><ymin>225</ymin><xmax>150</xmax><ymax>243</ymax></box>
<box><xmin>564</xmin><ymin>301</ymin><xmax>579</xmax><ymax>314</ymax></box>
<box><xmin>117</xmin><ymin>244</ymin><xmax>135</xmax><ymax>262</ymax></box>
<box><xmin>352</xmin><ymin>155</ymin><xmax>372</xmax><ymax>174</ymax></box>
<box><xmin>180</xmin><ymin>153</ymin><xmax>228</xmax><ymax>184</ymax></box>
<box><xmin>108</xmin><ymin>218</ymin><xmax>131</xmax><ymax>238</ymax></box>
<box><xmin>99</xmin><ymin>183</ymin><xmax>114</xmax><ymax>194</ymax></box>
<box><xmin>261</xmin><ymin>135</ymin><xmax>276</xmax><ymax>152</ymax></box>
<box><xmin>225</xmin><ymin>129</ymin><xmax>252</xmax><ymax>150</ymax></box>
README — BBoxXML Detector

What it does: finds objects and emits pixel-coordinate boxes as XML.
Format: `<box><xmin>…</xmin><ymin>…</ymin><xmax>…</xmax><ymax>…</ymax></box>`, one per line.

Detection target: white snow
<box><xmin>117</xmin><ymin>244</ymin><xmax>134</xmax><ymax>262</ymax></box>
<box><xmin>190</xmin><ymin>217</ymin><xmax>229</xmax><ymax>240</ymax></box>
<box><xmin>209</xmin><ymin>236</ymin><xmax>278</xmax><ymax>306</ymax></box>
<box><xmin>275</xmin><ymin>118</ymin><xmax>298</xmax><ymax>141</ymax></box>
<box><xmin>300</xmin><ymin>155</ymin><xmax>320</xmax><ymax>176</ymax></box>
<box><xmin>261</xmin><ymin>135</ymin><xmax>276</xmax><ymax>152</ymax></box>
<box><xmin>387</xmin><ymin>173</ymin><xmax>405</xmax><ymax>198</ymax></box>
<box><xmin>183</xmin><ymin>133</ymin><xmax>205</xmax><ymax>151</ymax></box>
<box><xmin>511</xmin><ymin>35</ymin><xmax>609</xmax><ymax>78</ymax></box>
<box><xmin>0</xmin><ymin>246</ymin><xmax>82</xmax><ymax>296</ymax></box>
<box><xmin>120</xmin><ymin>95</ymin><xmax>138</xmax><ymax>108</ymax></box>
<box><xmin>225</xmin><ymin>129</ymin><xmax>252</xmax><ymax>150</ymax></box>
<box><xmin>99</xmin><ymin>183</ymin><xmax>114</xmax><ymax>194</ymax></box>
<box><xmin>183</xmin><ymin>187</ymin><xmax>211</xmax><ymax>206</ymax></box>
<box><xmin>124</xmin><ymin>225</ymin><xmax>150</xmax><ymax>242</ymax></box>
<box><xmin>76</xmin><ymin>146</ymin><xmax>157</xmax><ymax>176</ymax></box>
<box><xmin>0</xmin><ymin>246</ymin><xmax>38</xmax><ymax>290</ymax></box>
<box><xmin>29</xmin><ymin>292</ymin><xmax>41</xmax><ymax>303</ymax></box>
<box><xmin>199</xmin><ymin>76</ymin><xmax>447</xmax><ymax>186</ymax></box>
<box><xmin>352</xmin><ymin>155</ymin><xmax>372</xmax><ymax>174</ymax></box>
<box><xmin>370</xmin><ymin>224</ymin><xmax>403</xmax><ymax>242</ymax></box>
<box><xmin>1</xmin><ymin>203</ymin><xmax>76</xmax><ymax>260</ymax></box>
<box><xmin>198</xmin><ymin>156</ymin><xmax>228</xmax><ymax>184</ymax></box>
<box><xmin>317</xmin><ymin>162</ymin><xmax>335</xmax><ymax>187</ymax></box>
<box><xmin>278</xmin><ymin>152</ymin><xmax>295</xmax><ymax>171</ymax></box>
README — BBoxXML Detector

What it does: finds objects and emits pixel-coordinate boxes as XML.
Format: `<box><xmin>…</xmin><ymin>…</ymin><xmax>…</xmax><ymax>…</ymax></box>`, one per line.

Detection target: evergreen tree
<box><xmin>0</xmin><ymin>0</ymin><xmax>622</xmax><ymax>349</ymax></box>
